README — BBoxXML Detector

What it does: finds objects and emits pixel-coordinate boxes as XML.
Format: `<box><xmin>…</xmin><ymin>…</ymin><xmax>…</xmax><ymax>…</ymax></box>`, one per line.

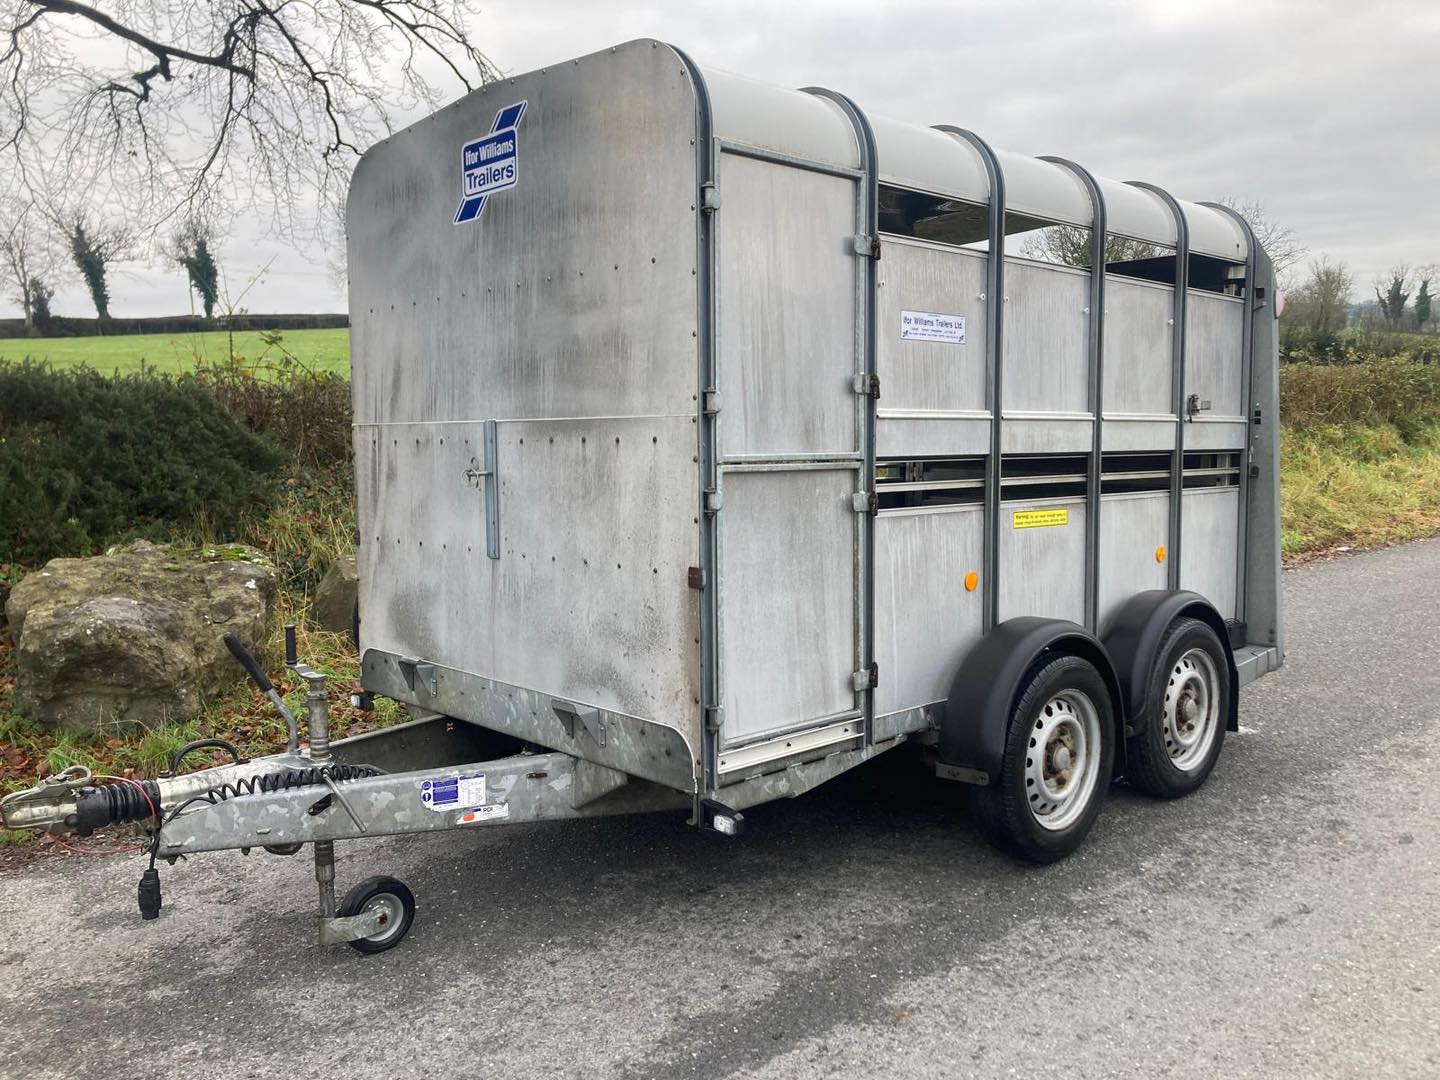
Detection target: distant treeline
<box><xmin>0</xmin><ymin>312</ymin><xmax>349</xmax><ymax>339</ymax></box>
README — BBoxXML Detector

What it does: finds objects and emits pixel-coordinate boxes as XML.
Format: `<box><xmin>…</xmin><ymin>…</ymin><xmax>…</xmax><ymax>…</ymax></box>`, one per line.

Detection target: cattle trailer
<box><xmin>2</xmin><ymin>40</ymin><xmax>1282</xmax><ymax>951</ymax></box>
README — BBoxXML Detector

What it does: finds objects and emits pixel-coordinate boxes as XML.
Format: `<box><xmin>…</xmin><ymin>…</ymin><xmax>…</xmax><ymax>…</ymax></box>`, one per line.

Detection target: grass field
<box><xmin>0</xmin><ymin>327</ymin><xmax>351</xmax><ymax>377</ymax></box>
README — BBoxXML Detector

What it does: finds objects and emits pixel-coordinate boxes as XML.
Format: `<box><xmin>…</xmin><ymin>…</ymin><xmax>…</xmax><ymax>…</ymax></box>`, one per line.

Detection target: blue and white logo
<box><xmin>454</xmin><ymin>100</ymin><xmax>527</xmax><ymax>225</ymax></box>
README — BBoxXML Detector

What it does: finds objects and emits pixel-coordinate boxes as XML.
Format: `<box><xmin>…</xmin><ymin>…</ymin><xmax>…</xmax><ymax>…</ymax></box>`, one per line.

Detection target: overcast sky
<box><xmin>17</xmin><ymin>0</ymin><xmax>1440</xmax><ymax>320</ymax></box>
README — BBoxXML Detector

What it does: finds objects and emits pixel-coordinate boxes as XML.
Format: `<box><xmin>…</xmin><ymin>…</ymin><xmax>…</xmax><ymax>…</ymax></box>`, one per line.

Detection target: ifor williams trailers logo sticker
<box><xmin>453</xmin><ymin>100</ymin><xmax>527</xmax><ymax>225</ymax></box>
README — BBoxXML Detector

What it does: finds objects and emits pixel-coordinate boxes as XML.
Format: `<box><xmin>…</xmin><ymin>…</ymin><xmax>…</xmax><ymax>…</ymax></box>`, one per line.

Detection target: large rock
<box><xmin>311</xmin><ymin>553</ymin><xmax>358</xmax><ymax>636</ymax></box>
<box><xmin>4</xmin><ymin>541</ymin><xmax>276</xmax><ymax>732</ymax></box>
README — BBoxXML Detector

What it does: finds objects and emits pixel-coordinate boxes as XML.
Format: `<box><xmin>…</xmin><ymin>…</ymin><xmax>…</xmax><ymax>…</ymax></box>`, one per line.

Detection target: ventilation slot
<box><xmin>876</xmin><ymin>457</ymin><xmax>984</xmax><ymax>511</ymax></box>
<box><xmin>1183</xmin><ymin>451</ymin><xmax>1242</xmax><ymax>489</ymax></box>
<box><xmin>1000</xmin><ymin>455</ymin><xmax>1087</xmax><ymax>502</ymax></box>
<box><xmin>1101</xmin><ymin>452</ymin><xmax>1172</xmax><ymax>495</ymax></box>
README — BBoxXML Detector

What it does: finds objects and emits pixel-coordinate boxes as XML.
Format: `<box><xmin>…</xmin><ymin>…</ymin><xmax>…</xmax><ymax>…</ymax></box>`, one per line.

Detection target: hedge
<box><xmin>0</xmin><ymin>362</ymin><xmax>287</xmax><ymax>566</ymax></box>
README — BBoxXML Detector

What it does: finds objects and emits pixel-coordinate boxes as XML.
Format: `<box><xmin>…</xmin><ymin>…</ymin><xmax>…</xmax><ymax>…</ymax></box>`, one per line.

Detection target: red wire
<box><xmin>44</xmin><ymin>835</ymin><xmax>149</xmax><ymax>857</ymax></box>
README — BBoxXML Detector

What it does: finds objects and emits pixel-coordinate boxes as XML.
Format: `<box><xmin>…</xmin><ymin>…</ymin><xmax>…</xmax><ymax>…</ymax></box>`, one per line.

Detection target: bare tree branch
<box><xmin>0</xmin><ymin>1</ymin><xmax>499</xmax><ymax>247</ymax></box>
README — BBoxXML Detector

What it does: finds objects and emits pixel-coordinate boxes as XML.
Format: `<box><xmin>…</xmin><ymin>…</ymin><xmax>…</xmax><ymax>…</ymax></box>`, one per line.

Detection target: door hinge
<box><xmin>852</xmin><ymin>234</ymin><xmax>881</xmax><ymax>260</ymax></box>
<box><xmin>687</xmin><ymin>566</ymin><xmax>705</xmax><ymax>590</ymax></box>
<box><xmin>702</xmin><ymin>388</ymin><xmax>720</xmax><ymax>415</ymax></box>
<box><xmin>852</xmin><ymin>662</ymin><xmax>879</xmax><ymax>692</ymax></box>
<box><xmin>704</xmin><ymin>488</ymin><xmax>722</xmax><ymax>514</ymax></box>
<box><xmin>700</xmin><ymin>183</ymin><xmax>720</xmax><ymax>213</ymax></box>
<box><xmin>704</xmin><ymin>705</ymin><xmax>724</xmax><ymax>734</ymax></box>
<box><xmin>851</xmin><ymin>489</ymin><xmax>879</xmax><ymax>515</ymax></box>
<box><xmin>852</xmin><ymin>373</ymin><xmax>880</xmax><ymax>399</ymax></box>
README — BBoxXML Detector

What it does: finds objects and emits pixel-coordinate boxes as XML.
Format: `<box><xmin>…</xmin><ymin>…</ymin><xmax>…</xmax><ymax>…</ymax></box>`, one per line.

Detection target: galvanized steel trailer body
<box><xmin>344</xmin><ymin>38</ymin><xmax>1278</xmax><ymax>808</ymax></box>
<box><xmin>2</xmin><ymin>40</ymin><xmax>1282</xmax><ymax>946</ymax></box>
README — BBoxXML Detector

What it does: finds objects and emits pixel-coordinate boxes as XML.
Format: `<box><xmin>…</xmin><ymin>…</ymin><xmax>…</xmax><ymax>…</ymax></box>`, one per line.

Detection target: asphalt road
<box><xmin>3</xmin><ymin>539</ymin><xmax>1438</xmax><ymax>1079</ymax></box>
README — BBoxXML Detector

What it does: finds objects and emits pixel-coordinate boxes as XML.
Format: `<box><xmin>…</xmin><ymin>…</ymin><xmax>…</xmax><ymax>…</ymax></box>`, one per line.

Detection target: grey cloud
<box><xmin>10</xmin><ymin>0</ymin><xmax>1435</xmax><ymax>318</ymax></box>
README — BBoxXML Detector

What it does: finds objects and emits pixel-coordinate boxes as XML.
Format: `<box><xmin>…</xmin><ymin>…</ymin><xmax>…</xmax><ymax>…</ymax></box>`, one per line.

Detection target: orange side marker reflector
<box><xmin>964</xmin><ymin>571</ymin><xmax>979</xmax><ymax>592</ymax></box>
<box><xmin>1155</xmin><ymin>545</ymin><xmax>1167</xmax><ymax>563</ymax></box>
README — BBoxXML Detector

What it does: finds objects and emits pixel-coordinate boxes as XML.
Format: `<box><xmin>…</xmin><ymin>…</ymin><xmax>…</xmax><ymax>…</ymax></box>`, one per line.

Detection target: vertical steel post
<box><xmin>304</xmin><ymin>670</ymin><xmax>336</xmax><ymax>920</ymax></box>
<box><xmin>1041</xmin><ymin>157</ymin><xmax>1107</xmax><ymax>631</ymax></box>
<box><xmin>936</xmin><ymin>126</ymin><xmax>1005</xmax><ymax>630</ymax></box>
<box><xmin>1203</xmin><ymin>201</ymin><xmax>1260</xmax><ymax>626</ymax></box>
<box><xmin>1128</xmin><ymin>182</ymin><xmax>1189</xmax><ymax>591</ymax></box>
<box><xmin>671</xmin><ymin>47</ymin><xmax>720</xmax><ymax>801</ymax></box>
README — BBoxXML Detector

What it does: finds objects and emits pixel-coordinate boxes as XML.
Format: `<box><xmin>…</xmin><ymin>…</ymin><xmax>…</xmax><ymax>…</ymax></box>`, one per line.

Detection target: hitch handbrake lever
<box><xmin>223</xmin><ymin>632</ymin><xmax>299</xmax><ymax>752</ymax></box>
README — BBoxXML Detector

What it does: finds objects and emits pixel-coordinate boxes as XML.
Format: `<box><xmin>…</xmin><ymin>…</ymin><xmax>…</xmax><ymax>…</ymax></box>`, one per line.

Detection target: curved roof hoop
<box><xmin>1127</xmin><ymin>181</ymin><xmax>1189</xmax><ymax>591</ymax></box>
<box><xmin>935</xmin><ymin>125</ymin><xmax>1005</xmax><ymax>631</ymax></box>
<box><xmin>802</xmin><ymin>85</ymin><xmax>880</xmax><ymax>744</ymax></box>
<box><xmin>669</xmin><ymin>44</ymin><xmax>721</xmax><ymax>796</ymax></box>
<box><xmin>1042</xmin><ymin>156</ymin><xmax>1107</xmax><ymax>631</ymax></box>
<box><xmin>1202</xmin><ymin>200</ymin><xmax>1260</xmax><ymax>623</ymax></box>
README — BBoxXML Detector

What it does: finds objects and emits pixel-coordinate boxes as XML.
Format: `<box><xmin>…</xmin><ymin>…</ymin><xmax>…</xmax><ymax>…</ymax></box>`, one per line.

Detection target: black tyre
<box><xmin>969</xmin><ymin>653</ymin><xmax>1116</xmax><ymax>864</ymax></box>
<box><xmin>338</xmin><ymin>875</ymin><xmax>415</xmax><ymax>954</ymax></box>
<box><xmin>1125</xmin><ymin>617</ymin><xmax>1229</xmax><ymax>798</ymax></box>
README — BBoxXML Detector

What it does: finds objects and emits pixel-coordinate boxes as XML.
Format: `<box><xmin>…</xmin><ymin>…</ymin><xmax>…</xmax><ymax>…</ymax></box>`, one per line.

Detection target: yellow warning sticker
<box><xmin>1012</xmin><ymin>507</ymin><xmax>1070</xmax><ymax>530</ymax></box>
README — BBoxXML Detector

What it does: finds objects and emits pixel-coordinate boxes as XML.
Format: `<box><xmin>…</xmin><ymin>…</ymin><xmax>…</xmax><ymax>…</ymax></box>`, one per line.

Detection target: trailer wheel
<box><xmin>338</xmin><ymin>875</ymin><xmax>415</xmax><ymax>954</ymax></box>
<box><xmin>970</xmin><ymin>654</ymin><xmax>1115</xmax><ymax>863</ymax></box>
<box><xmin>1125</xmin><ymin>617</ymin><xmax>1229</xmax><ymax>798</ymax></box>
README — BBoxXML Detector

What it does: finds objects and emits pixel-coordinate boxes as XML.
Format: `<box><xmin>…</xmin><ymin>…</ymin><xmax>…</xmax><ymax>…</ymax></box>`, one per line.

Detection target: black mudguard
<box><xmin>1102</xmin><ymin>590</ymin><xmax>1239</xmax><ymax>736</ymax></box>
<box><xmin>941</xmin><ymin>618</ymin><xmax>1125</xmax><ymax>785</ymax></box>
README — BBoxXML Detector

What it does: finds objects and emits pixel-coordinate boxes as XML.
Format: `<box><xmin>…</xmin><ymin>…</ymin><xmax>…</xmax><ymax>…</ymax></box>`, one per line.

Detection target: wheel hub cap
<box><xmin>1162</xmin><ymin>649</ymin><xmax>1221</xmax><ymax>771</ymax></box>
<box><xmin>1024</xmin><ymin>690</ymin><xmax>1103</xmax><ymax>832</ymax></box>
<box><xmin>363</xmin><ymin>893</ymin><xmax>406</xmax><ymax>944</ymax></box>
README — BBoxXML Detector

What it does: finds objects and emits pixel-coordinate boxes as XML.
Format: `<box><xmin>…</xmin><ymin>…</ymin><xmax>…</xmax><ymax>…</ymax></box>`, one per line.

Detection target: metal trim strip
<box><xmin>877</xmin><ymin>232</ymin><xmax>990</xmax><ymax>259</ymax></box>
<box><xmin>717</xmin><ymin>716</ymin><xmax>864</xmax><ymax>774</ymax></box>
<box><xmin>717</xmin><ymin>138</ymin><xmax>867</xmax><ymax>179</ymax></box>
<box><xmin>877</xmin><ymin>408</ymin><xmax>993</xmax><ymax>420</ymax></box>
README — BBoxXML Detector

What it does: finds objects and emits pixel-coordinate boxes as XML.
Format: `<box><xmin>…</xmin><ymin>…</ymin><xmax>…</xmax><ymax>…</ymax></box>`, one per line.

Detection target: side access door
<box><xmin>710</xmin><ymin>145</ymin><xmax>872</xmax><ymax>779</ymax></box>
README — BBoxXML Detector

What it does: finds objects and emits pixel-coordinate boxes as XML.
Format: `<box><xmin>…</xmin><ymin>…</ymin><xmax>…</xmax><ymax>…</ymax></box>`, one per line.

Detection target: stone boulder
<box><xmin>311</xmin><ymin>553</ymin><xmax>358</xmax><ymax>636</ymax></box>
<box><xmin>4</xmin><ymin>541</ymin><xmax>276</xmax><ymax>732</ymax></box>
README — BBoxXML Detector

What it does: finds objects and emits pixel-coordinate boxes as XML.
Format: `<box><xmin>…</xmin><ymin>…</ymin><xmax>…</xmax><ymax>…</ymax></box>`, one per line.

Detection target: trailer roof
<box><xmin>695</xmin><ymin>58</ymin><xmax>1247</xmax><ymax>262</ymax></box>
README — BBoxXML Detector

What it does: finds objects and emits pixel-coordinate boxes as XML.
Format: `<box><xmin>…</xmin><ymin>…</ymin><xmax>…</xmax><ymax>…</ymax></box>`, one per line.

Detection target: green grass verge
<box><xmin>0</xmin><ymin>327</ymin><xmax>350</xmax><ymax>378</ymax></box>
<box><xmin>1281</xmin><ymin>422</ymin><xmax>1440</xmax><ymax>558</ymax></box>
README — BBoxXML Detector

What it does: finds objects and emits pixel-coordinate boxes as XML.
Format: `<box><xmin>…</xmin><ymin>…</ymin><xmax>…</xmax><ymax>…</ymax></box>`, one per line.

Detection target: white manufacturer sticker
<box><xmin>420</xmin><ymin>773</ymin><xmax>486</xmax><ymax>813</ymax></box>
<box><xmin>900</xmin><ymin>309</ymin><xmax>966</xmax><ymax>344</ymax></box>
<box><xmin>456</xmin><ymin>803</ymin><xmax>511</xmax><ymax>826</ymax></box>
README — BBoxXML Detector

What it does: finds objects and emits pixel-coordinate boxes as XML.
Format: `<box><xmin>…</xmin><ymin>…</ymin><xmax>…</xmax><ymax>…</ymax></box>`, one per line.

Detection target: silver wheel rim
<box><xmin>362</xmin><ymin>892</ymin><xmax>407</xmax><ymax>945</ymax></box>
<box><xmin>1162</xmin><ymin>648</ymin><xmax>1221</xmax><ymax>772</ymax></box>
<box><xmin>1024</xmin><ymin>689</ymin><xmax>1103</xmax><ymax>832</ymax></box>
